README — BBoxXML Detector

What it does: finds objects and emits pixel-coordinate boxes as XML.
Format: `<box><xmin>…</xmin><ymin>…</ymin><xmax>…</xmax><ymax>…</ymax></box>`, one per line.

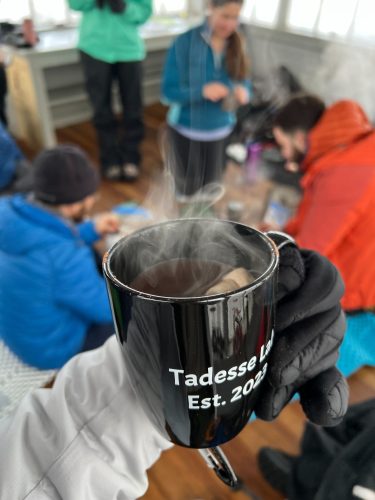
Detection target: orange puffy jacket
<box><xmin>285</xmin><ymin>101</ymin><xmax>375</xmax><ymax>311</ymax></box>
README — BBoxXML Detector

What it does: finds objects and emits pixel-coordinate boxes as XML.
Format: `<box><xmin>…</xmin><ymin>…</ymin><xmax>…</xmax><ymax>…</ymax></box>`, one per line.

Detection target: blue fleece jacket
<box><xmin>161</xmin><ymin>22</ymin><xmax>251</xmax><ymax>132</ymax></box>
<box><xmin>0</xmin><ymin>122</ymin><xmax>23</xmax><ymax>190</ymax></box>
<box><xmin>0</xmin><ymin>195</ymin><xmax>113</xmax><ymax>369</ymax></box>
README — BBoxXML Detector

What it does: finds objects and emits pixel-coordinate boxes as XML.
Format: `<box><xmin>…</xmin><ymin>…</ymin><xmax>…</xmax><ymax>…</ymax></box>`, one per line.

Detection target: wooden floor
<box><xmin>52</xmin><ymin>106</ymin><xmax>375</xmax><ymax>500</ymax></box>
<box><xmin>56</xmin><ymin>103</ymin><xmax>168</xmax><ymax>214</ymax></box>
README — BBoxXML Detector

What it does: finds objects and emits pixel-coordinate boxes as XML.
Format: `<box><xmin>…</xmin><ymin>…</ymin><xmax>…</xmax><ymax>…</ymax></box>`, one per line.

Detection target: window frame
<box><xmin>1</xmin><ymin>0</ymin><xmax>373</xmax><ymax>47</ymax></box>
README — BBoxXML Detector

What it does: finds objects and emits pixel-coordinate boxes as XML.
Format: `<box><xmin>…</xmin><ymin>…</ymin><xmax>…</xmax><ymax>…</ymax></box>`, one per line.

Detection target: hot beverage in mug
<box><xmin>103</xmin><ymin>219</ymin><xmax>279</xmax><ymax>448</ymax></box>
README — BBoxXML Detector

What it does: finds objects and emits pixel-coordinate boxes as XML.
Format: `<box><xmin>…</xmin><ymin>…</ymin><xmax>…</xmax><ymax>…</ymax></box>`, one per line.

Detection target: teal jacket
<box><xmin>68</xmin><ymin>0</ymin><xmax>152</xmax><ymax>63</ymax></box>
<box><xmin>162</xmin><ymin>22</ymin><xmax>251</xmax><ymax>131</ymax></box>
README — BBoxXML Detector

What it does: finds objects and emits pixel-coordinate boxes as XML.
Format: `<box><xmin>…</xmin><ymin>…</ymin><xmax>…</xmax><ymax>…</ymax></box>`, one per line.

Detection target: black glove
<box><xmin>255</xmin><ymin>240</ymin><xmax>349</xmax><ymax>426</ymax></box>
<box><xmin>97</xmin><ymin>0</ymin><xmax>126</xmax><ymax>13</ymax></box>
<box><xmin>108</xmin><ymin>0</ymin><xmax>126</xmax><ymax>13</ymax></box>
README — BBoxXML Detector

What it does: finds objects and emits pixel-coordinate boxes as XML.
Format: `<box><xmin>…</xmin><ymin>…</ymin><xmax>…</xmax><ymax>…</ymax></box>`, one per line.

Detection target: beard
<box><xmin>71</xmin><ymin>205</ymin><xmax>88</xmax><ymax>224</ymax></box>
<box><xmin>290</xmin><ymin>147</ymin><xmax>306</xmax><ymax>165</ymax></box>
<box><xmin>284</xmin><ymin>147</ymin><xmax>306</xmax><ymax>173</ymax></box>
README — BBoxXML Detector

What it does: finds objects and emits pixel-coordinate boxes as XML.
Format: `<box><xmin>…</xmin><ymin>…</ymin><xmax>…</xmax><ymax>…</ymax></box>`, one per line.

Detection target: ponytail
<box><xmin>226</xmin><ymin>30</ymin><xmax>248</xmax><ymax>81</ymax></box>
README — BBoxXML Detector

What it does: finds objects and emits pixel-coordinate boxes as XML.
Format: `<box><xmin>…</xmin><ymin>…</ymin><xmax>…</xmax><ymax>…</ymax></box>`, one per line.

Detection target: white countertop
<box><xmin>12</xmin><ymin>17</ymin><xmax>201</xmax><ymax>57</ymax></box>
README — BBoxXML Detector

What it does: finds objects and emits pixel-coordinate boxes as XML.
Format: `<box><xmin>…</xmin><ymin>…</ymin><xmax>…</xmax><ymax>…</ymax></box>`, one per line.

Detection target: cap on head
<box><xmin>33</xmin><ymin>145</ymin><xmax>99</xmax><ymax>205</ymax></box>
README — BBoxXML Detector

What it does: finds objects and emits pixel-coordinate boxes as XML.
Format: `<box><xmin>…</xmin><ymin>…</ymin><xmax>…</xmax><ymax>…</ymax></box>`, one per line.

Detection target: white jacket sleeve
<box><xmin>0</xmin><ymin>336</ymin><xmax>173</xmax><ymax>500</ymax></box>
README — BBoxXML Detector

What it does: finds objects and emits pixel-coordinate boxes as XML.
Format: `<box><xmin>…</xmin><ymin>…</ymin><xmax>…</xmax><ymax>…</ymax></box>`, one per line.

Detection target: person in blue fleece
<box><xmin>161</xmin><ymin>0</ymin><xmax>251</xmax><ymax>198</ymax></box>
<box><xmin>0</xmin><ymin>145</ymin><xmax>119</xmax><ymax>369</ymax></box>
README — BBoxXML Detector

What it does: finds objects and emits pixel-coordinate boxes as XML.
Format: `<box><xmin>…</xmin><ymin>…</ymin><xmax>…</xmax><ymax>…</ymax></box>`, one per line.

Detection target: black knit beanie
<box><xmin>33</xmin><ymin>145</ymin><xmax>99</xmax><ymax>205</ymax></box>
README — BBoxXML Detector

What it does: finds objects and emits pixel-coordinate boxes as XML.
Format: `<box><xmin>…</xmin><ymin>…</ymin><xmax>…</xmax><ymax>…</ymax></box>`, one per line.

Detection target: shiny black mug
<box><xmin>103</xmin><ymin>219</ymin><xmax>281</xmax><ymax>448</ymax></box>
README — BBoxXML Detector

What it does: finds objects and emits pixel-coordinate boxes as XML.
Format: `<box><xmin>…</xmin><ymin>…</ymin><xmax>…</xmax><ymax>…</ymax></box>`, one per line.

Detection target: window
<box><xmin>242</xmin><ymin>0</ymin><xmax>281</xmax><ymax>27</ymax></box>
<box><xmin>317</xmin><ymin>0</ymin><xmax>358</xmax><ymax>37</ymax></box>
<box><xmin>352</xmin><ymin>0</ymin><xmax>375</xmax><ymax>41</ymax></box>
<box><xmin>0</xmin><ymin>0</ymin><xmax>31</xmax><ymax>23</ymax></box>
<box><xmin>0</xmin><ymin>0</ymin><xmax>187</xmax><ymax>29</ymax></box>
<box><xmin>32</xmin><ymin>0</ymin><xmax>71</xmax><ymax>28</ymax></box>
<box><xmin>286</xmin><ymin>0</ymin><xmax>375</xmax><ymax>44</ymax></box>
<box><xmin>287</xmin><ymin>0</ymin><xmax>322</xmax><ymax>33</ymax></box>
<box><xmin>153</xmin><ymin>0</ymin><xmax>187</xmax><ymax>16</ymax></box>
<box><xmin>1</xmin><ymin>0</ymin><xmax>374</xmax><ymax>44</ymax></box>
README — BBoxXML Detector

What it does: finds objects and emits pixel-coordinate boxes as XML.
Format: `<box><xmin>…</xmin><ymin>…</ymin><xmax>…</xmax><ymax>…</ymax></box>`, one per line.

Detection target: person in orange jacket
<box><xmin>270</xmin><ymin>93</ymin><xmax>375</xmax><ymax>376</ymax></box>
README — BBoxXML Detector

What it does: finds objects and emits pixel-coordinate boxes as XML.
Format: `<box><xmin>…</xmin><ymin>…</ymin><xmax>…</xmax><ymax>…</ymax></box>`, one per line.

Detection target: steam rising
<box><xmin>158</xmin><ymin>126</ymin><xmax>226</xmax><ymax>210</ymax></box>
<box><xmin>309</xmin><ymin>43</ymin><xmax>375</xmax><ymax>122</ymax></box>
<box><xmin>109</xmin><ymin>219</ymin><xmax>272</xmax><ymax>299</ymax></box>
<box><xmin>109</xmin><ymin>29</ymin><xmax>291</xmax><ymax>295</ymax></box>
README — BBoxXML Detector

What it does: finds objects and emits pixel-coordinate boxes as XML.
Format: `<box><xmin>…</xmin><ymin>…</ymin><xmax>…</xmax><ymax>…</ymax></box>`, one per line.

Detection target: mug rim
<box><xmin>103</xmin><ymin>218</ymin><xmax>279</xmax><ymax>303</ymax></box>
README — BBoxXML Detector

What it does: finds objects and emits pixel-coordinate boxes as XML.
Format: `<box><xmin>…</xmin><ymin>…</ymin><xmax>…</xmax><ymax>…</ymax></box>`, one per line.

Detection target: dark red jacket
<box><xmin>285</xmin><ymin>101</ymin><xmax>375</xmax><ymax>311</ymax></box>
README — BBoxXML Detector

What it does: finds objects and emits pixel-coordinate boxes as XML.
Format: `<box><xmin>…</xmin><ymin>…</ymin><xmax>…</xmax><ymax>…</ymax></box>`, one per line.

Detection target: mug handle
<box><xmin>199</xmin><ymin>232</ymin><xmax>296</xmax><ymax>495</ymax></box>
<box><xmin>199</xmin><ymin>447</ymin><xmax>237</xmax><ymax>488</ymax></box>
<box><xmin>199</xmin><ymin>447</ymin><xmax>261</xmax><ymax>498</ymax></box>
<box><xmin>266</xmin><ymin>230</ymin><xmax>297</xmax><ymax>251</ymax></box>
<box><xmin>198</xmin><ymin>232</ymin><xmax>296</xmax><ymax>495</ymax></box>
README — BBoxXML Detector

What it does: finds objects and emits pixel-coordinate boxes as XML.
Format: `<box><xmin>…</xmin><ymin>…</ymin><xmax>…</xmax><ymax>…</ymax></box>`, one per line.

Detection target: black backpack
<box><xmin>288</xmin><ymin>399</ymin><xmax>375</xmax><ymax>500</ymax></box>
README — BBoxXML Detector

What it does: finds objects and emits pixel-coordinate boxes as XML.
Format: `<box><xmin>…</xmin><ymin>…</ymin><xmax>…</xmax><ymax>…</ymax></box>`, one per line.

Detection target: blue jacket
<box><xmin>0</xmin><ymin>122</ymin><xmax>23</xmax><ymax>190</ymax></box>
<box><xmin>161</xmin><ymin>22</ymin><xmax>251</xmax><ymax>131</ymax></box>
<box><xmin>0</xmin><ymin>195</ymin><xmax>113</xmax><ymax>369</ymax></box>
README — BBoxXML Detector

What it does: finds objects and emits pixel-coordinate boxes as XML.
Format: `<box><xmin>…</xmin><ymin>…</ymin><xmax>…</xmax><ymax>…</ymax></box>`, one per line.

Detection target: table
<box><xmin>218</xmin><ymin>161</ymin><xmax>301</xmax><ymax>227</ymax></box>
<box><xmin>3</xmin><ymin>18</ymin><xmax>200</xmax><ymax>149</ymax></box>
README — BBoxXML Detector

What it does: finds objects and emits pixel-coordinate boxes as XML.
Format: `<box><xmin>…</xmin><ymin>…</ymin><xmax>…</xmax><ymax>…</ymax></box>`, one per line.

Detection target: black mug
<box><xmin>103</xmin><ymin>219</ymin><xmax>280</xmax><ymax>448</ymax></box>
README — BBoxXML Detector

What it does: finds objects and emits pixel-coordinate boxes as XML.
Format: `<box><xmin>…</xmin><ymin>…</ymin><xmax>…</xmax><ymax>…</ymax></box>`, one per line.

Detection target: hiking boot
<box><xmin>103</xmin><ymin>165</ymin><xmax>122</xmax><ymax>181</ymax></box>
<box><xmin>122</xmin><ymin>163</ymin><xmax>140</xmax><ymax>182</ymax></box>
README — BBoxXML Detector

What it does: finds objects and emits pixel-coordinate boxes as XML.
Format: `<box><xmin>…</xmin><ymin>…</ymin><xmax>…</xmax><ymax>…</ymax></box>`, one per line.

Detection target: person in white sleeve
<box><xmin>0</xmin><ymin>336</ymin><xmax>172</xmax><ymax>500</ymax></box>
<box><xmin>0</xmin><ymin>240</ymin><xmax>350</xmax><ymax>499</ymax></box>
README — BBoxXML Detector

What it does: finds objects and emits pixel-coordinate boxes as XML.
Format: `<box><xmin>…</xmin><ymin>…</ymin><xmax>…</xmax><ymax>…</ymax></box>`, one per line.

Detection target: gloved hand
<box><xmin>255</xmin><ymin>238</ymin><xmax>349</xmax><ymax>426</ymax></box>
<box><xmin>109</xmin><ymin>0</ymin><xmax>126</xmax><ymax>12</ymax></box>
<box><xmin>98</xmin><ymin>0</ymin><xmax>126</xmax><ymax>13</ymax></box>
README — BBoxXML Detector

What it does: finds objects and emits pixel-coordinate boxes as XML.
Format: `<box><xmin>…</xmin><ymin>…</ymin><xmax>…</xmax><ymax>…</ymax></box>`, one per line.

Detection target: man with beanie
<box><xmin>0</xmin><ymin>145</ymin><xmax>119</xmax><ymax>369</ymax></box>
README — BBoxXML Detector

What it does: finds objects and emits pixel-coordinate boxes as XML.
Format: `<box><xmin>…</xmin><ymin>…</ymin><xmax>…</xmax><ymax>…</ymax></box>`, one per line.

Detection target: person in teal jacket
<box><xmin>68</xmin><ymin>0</ymin><xmax>152</xmax><ymax>181</ymax></box>
<box><xmin>161</xmin><ymin>0</ymin><xmax>251</xmax><ymax>198</ymax></box>
<box><xmin>0</xmin><ymin>145</ymin><xmax>120</xmax><ymax>369</ymax></box>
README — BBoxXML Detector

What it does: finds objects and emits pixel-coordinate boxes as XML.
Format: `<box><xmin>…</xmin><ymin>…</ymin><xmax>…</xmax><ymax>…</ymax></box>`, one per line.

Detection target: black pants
<box><xmin>80</xmin><ymin>50</ymin><xmax>144</xmax><ymax>170</ymax></box>
<box><xmin>165</xmin><ymin>126</ymin><xmax>228</xmax><ymax>196</ymax></box>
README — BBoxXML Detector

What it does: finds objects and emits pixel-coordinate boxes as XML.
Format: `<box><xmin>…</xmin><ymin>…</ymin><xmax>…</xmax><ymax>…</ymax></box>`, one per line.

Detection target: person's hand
<box><xmin>233</xmin><ymin>85</ymin><xmax>249</xmax><ymax>106</ymax></box>
<box><xmin>284</xmin><ymin>161</ymin><xmax>300</xmax><ymax>173</ymax></box>
<box><xmin>94</xmin><ymin>213</ymin><xmax>120</xmax><ymax>236</ymax></box>
<box><xmin>203</xmin><ymin>82</ymin><xmax>229</xmax><ymax>102</ymax></box>
<box><xmin>255</xmin><ymin>237</ymin><xmax>349</xmax><ymax>426</ymax></box>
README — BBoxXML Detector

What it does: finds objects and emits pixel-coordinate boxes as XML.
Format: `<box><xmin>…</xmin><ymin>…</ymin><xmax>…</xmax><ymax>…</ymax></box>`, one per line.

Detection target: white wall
<box><xmin>245</xmin><ymin>24</ymin><xmax>375</xmax><ymax>121</ymax></box>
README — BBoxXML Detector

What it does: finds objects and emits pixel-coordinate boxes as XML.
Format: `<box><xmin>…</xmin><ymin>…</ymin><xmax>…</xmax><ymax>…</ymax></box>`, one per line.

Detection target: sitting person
<box><xmin>0</xmin><ymin>145</ymin><xmax>119</xmax><ymax>369</ymax></box>
<box><xmin>269</xmin><ymin>94</ymin><xmax>375</xmax><ymax>376</ymax></box>
<box><xmin>0</xmin><ymin>121</ymin><xmax>33</xmax><ymax>194</ymax></box>
<box><xmin>258</xmin><ymin>398</ymin><xmax>375</xmax><ymax>499</ymax></box>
